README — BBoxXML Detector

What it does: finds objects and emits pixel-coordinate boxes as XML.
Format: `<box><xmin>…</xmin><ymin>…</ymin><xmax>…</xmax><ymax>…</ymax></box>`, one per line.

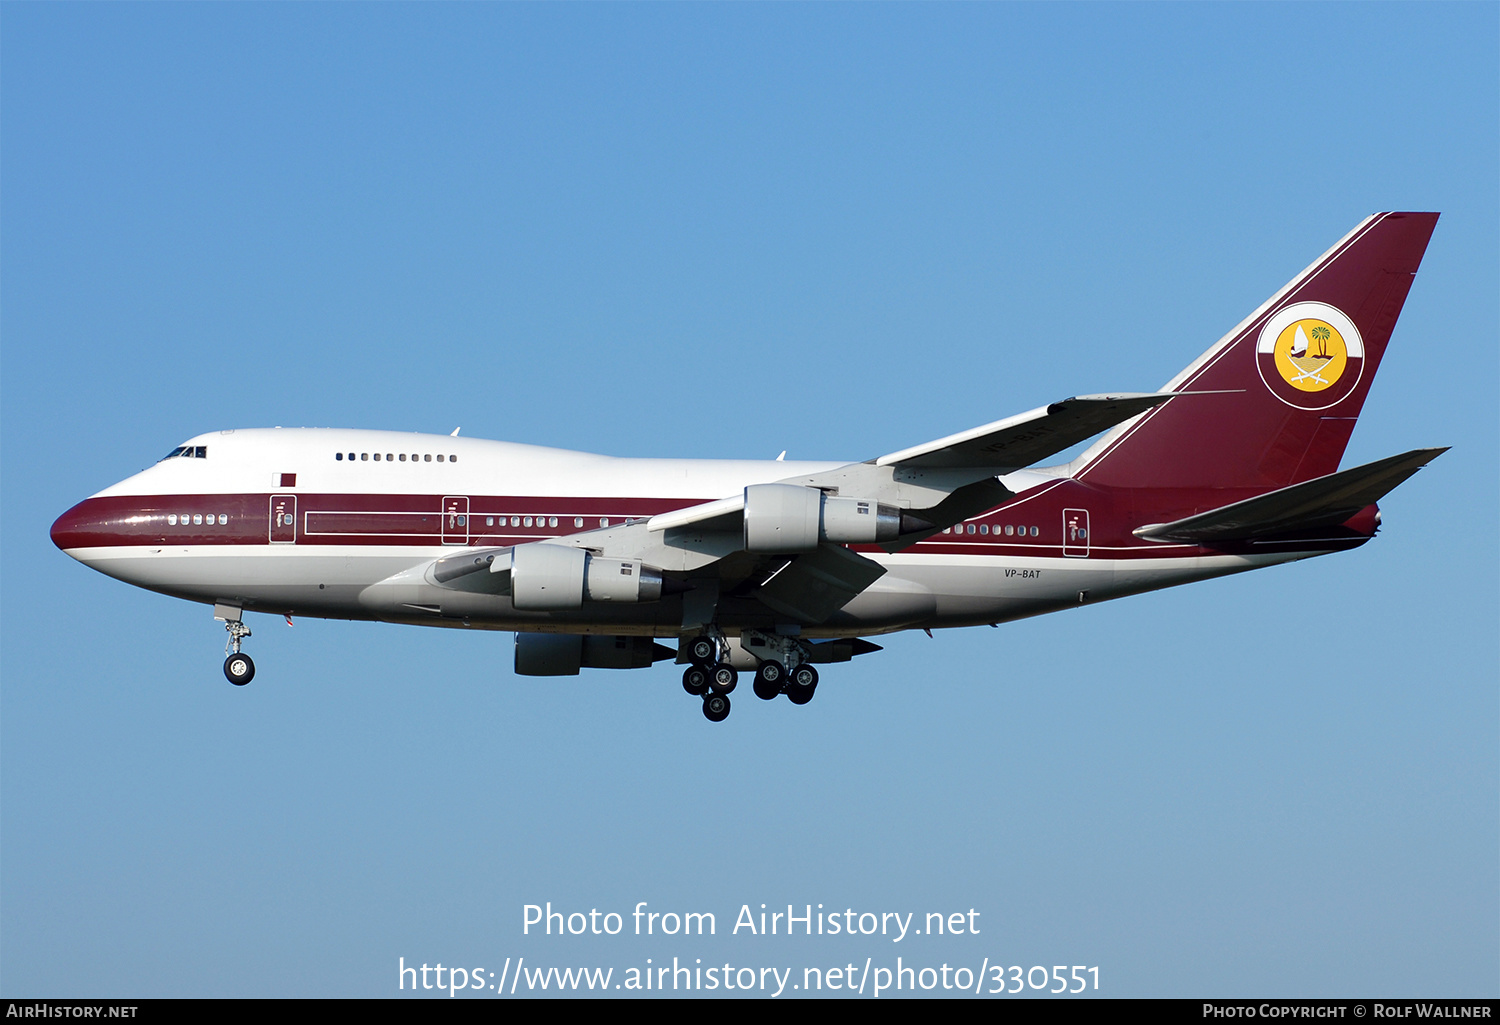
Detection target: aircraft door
<box><xmin>270</xmin><ymin>495</ymin><xmax>297</xmax><ymax>544</ymax></box>
<box><xmin>442</xmin><ymin>496</ymin><xmax>469</xmax><ymax>545</ymax></box>
<box><xmin>1063</xmin><ymin>508</ymin><xmax>1090</xmax><ymax>558</ymax></box>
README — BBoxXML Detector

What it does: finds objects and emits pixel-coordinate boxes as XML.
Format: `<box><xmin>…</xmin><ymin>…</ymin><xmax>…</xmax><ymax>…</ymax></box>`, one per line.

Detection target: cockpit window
<box><xmin>159</xmin><ymin>445</ymin><xmax>208</xmax><ymax>461</ymax></box>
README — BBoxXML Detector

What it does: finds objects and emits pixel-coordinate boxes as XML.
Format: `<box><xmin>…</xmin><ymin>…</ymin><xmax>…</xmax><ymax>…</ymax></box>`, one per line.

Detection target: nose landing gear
<box><xmin>220</xmin><ymin>612</ymin><xmax>254</xmax><ymax>686</ymax></box>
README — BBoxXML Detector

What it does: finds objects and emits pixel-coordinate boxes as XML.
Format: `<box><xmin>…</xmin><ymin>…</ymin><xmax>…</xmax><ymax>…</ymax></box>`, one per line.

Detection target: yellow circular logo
<box><xmin>1256</xmin><ymin>301</ymin><xmax>1364</xmax><ymax>410</ymax></box>
<box><xmin>1272</xmin><ymin>318</ymin><xmax>1347</xmax><ymax>392</ymax></box>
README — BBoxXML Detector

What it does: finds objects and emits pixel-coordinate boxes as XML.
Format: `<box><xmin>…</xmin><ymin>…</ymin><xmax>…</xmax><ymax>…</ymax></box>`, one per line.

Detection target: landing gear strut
<box><xmin>222</xmin><ymin>619</ymin><xmax>254</xmax><ymax>686</ymax></box>
<box><xmin>743</xmin><ymin>630</ymin><xmax>820</xmax><ymax>705</ymax></box>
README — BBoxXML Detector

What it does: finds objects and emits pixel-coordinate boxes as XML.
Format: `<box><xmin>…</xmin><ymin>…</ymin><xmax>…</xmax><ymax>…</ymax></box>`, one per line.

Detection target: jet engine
<box><xmin>509</xmin><ymin>542</ymin><xmax>664</xmax><ymax>610</ymax></box>
<box><xmin>742</xmin><ymin>483</ymin><xmax>903</xmax><ymax>552</ymax></box>
<box><xmin>514</xmin><ymin>633</ymin><xmax>675</xmax><ymax>676</ymax></box>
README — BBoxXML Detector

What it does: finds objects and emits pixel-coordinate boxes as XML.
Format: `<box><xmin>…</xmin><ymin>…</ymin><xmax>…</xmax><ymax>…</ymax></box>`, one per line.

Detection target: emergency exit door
<box><xmin>1063</xmin><ymin>508</ymin><xmax>1090</xmax><ymax>558</ymax></box>
<box><xmin>270</xmin><ymin>495</ymin><xmax>297</xmax><ymax>544</ymax></box>
<box><xmin>442</xmin><ymin>496</ymin><xmax>469</xmax><ymax>545</ymax></box>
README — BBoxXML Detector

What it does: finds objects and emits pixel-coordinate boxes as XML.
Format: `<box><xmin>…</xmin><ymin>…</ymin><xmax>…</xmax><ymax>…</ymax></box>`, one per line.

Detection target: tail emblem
<box><xmin>1256</xmin><ymin>301</ymin><xmax>1365</xmax><ymax>410</ymax></box>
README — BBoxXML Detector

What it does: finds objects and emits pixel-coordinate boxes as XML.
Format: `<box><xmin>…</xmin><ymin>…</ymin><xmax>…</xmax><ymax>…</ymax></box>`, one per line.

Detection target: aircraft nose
<box><xmin>51</xmin><ymin>499</ymin><xmax>97</xmax><ymax>553</ymax></box>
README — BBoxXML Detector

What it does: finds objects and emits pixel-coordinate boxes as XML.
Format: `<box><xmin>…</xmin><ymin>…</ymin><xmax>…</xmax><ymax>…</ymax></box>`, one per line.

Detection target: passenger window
<box><xmin>386</xmin><ymin>454</ymin><xmax>393</xmax><ymax>461</ymax></box>
<box><xmin>548</xmin><ymin>517</ymin><xmax>558</xmax><ymax>528</ymax></box>
<box><xmin>574</xmin><ymin>517</ymin><xmax>584</xmax><ymax>528</ymax></box>
<box><xmin>399</xmin><ymin>454</ymin><xmax>406</xmax><ymax>461</ymax></box>
<box><xmin>485</xmin><ymin>517</ymin><xmax>494</xmax><ymax>526</ymax></box>
<box><xmin>523</xmin><ymin>517</ymin><xmax>533</xmax><ymax>527</ymax></box>
<box><xmin>361</xmin><ymin>453</ymin><xmax>368</xmax><ymax>461</ymax></box>
<box><xmin>600</xmin><ymin>518</ymin><xmax>610</xmax><ymax>527</ymax></box>
<box><xmin>193</xmin><ymin>514</ymin><xmax>203</xmax><ymax>525</ymax></box>
<box><xmin>168</xmin><ymin>514</ymin><xmax>177</xmax><ymax>525</ymax></box>
<box><xmin>449</xmin><ymin>455</ymin><xmax>457</xmax><ymax>463</ymax></box>
<box><xmin>424</xmin><ymin>454</ymin><xmax>431</xmax><ymax>462</ymax></box>
<box><xmin>374</xmin><ymin>453</ymin><xmax>381</xmax><ymax>461</ymax></box>
<box><xmin>437</xmin><ymin>455</ymin><xmax>444</xmax><ymax>462</ymax></box>
<box><xmin>1031</xmin><ymin>526</ymin><xmax>1039</xmax><ymax>536</ymax></box>
<box><xmin>336</xmin><ymin>453</ymin><xmax>343</xmax><ymax>461</ymax></box>
<box><xmin>219</xmin><ymin>514</ymin><xmax>228</xmax><ymax>525</ymax></box>
<box><xmin>457</xmin><ymin>515</ymin><xmax>467</xmax><ymax>526</ymax></box>
<box><xmin>980</xmin><ymin>524</ymin><xmax>988</xmax><ymax>534</ymax></box>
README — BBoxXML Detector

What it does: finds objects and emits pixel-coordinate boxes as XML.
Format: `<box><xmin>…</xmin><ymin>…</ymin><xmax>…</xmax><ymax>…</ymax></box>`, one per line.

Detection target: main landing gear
<box><xmin>222</xmin><ymin>617</ymin><xmax>254</xmax><ymax>686</ymax></box>
<box><xmin>684</xmin><ymin>629</ymin><xmax>739</xmax><ymax>722</ymax></box>
<box><xmin>683</xmin><ymin>629</ymin><xmax>821</xmax><ymax>721</ymax></box>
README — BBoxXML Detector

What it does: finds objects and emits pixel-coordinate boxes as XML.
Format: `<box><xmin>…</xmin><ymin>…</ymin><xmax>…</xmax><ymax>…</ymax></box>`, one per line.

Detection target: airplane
<box><xmin>51</xmin><ymin>212</ymin><xmax>1445</xmax><ymax>722</ymax></box>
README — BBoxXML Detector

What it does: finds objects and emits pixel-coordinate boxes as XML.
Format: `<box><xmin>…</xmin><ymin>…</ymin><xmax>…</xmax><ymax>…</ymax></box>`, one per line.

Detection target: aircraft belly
<box><xmin>66</xmin><ymin>545</ymin><xmax>427</xmax><ymax>614</ymax></box>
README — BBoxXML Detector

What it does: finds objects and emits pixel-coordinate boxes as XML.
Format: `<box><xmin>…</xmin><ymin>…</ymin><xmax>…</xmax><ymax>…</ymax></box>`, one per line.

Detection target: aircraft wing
<box><xmin>433</xmin><ymin>393</ymin><xmax>1184</xmax><ymax>625</ymax></box>
<box><xmin>647</xmin><ymin>392</ymin><xmax>1179</xmax><ymax>536</ymax></box>
<box><xmin>873</xmin><ymin>393</ymin><xmax>1176</xmax><ymax>469</ymax></box>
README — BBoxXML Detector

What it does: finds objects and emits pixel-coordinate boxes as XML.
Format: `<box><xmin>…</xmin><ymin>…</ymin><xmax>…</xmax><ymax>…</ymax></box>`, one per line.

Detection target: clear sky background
<box><xmin>2</xmin><ymin>3</ymin><xmax>1495</xmax><ymax>999</ymax></box>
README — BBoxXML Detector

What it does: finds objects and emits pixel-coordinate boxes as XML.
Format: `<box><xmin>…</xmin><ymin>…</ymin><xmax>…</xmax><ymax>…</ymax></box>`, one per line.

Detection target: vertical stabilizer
<box><xmin>1074</xmin><ymin>213</ymin><xmax>1438</xmax><ymax>491</ymax></box>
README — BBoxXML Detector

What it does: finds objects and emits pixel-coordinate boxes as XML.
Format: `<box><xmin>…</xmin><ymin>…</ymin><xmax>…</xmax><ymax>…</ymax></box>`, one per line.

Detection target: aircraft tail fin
<box><xmin>1073</xmin><ymin>213</ymin><xmax>1438</xmax><ymax>491</ymax></box>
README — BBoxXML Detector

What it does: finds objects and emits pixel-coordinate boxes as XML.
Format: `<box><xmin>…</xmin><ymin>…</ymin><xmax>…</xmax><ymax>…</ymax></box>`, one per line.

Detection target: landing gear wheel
<box><xmin>688</xmin><ymin>635</ymin><xmax>718</xmax><ymax>665</ymax></box>
<box><xmin>786</xmin><ymin>681</ymin><xmax>817</xmax><ymax>705</ymax></box>
<box><xmin>787</xmin><ymin>663</ymin><xmax>818</xmax><ymax>705</ymax></box>
<box><xmin>702</xmin><ymin>692</ymin><xmax>731</xmax><ymax>723</ymax></box>
<box><xmin>682</xmin><ymin>665</ymin><xmax>709</xmax><ymax>696</ymax></box>
<box><xmin>224</xmin><ymin>652</ymin><xmax>255</xmax><ymax>686</ymax></box>
<box><xmin>753</xmin><ymin>661</ymin><xmax>785</xmax><ymax>700</ymax></box>
<box><xmin>710</xmin><ymin>663</ymin><xmax>738</xmax><ymax>694</ymax></box>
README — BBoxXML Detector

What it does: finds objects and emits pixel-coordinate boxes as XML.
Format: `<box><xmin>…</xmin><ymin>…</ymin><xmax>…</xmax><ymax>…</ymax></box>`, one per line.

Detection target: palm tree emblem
<box><xmin>1310</xmin><ymin>324</ymin><xmax>1333</xmax><ymax>360</ymax></box>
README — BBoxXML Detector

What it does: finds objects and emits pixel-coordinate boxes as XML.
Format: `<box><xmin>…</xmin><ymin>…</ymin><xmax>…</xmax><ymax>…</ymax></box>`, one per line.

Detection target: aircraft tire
<box><xmin>789</xmin><ymin>664</ymin><xmax>818</xmax><ymax>690</ymax></box>
<box><xmin>753</xmin><ymin>661</ymin><xmax>785</xmax><ymax>700</ymax></box>
<box><xmin>224</xmin><ymin>653</ymin><xmax>255</xmax><ymax>686</ymax></box>
<box><xmin>786</xmin><ymin>681</ymin><xmax>816</xmax><ymax>706</ymax></box>
<box><xmin>702</xmin><ymin>692</ymin><xmax>731</xmax><ymax>723</ymax></box>
<box><xmin>688</xmin><ymin>635</ymin><xmax>717</xmax><ymax>665</ymax></box>
<box><xmin>682</xmin><ymin>665</ymin><xmax>709</xmax><ymax>696</ymax></box>
<box><xmin>710</xmin><ymin>664</ymin><xmax>738</xmax><ymax>694</ymax></box>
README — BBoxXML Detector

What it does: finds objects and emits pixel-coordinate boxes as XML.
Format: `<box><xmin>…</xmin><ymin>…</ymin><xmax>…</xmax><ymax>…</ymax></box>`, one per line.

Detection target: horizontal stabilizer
<box><xmin>1133</xmin><ymin>448</ymin><xmax>1447</xmax><ymax>543</ymax></box>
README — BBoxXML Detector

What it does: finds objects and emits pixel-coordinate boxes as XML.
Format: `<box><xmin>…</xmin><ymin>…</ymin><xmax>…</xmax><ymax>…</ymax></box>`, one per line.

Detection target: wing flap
<box><xmin>1134</xmin><ymin>448</ymin><xmax>1447</xmax><ymax>543</ymax></box>
<box><xmin>753</xmin><ymin>544</ymin><xmax>887</xmax><ymax>623</ymax></box>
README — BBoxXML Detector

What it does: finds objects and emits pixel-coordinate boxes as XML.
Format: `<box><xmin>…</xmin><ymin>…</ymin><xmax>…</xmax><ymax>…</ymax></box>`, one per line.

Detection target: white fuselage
<box><xmin>54</xmin><ymin>428</ymin><xmax>1310</xmax><ymax>640</ymax></box>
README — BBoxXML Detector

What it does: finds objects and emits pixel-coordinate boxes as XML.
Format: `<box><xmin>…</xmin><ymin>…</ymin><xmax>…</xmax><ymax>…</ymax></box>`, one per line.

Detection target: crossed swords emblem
<box><xmin>1285</xmin><ymin>323</ymin><xmax>1338</xmax><ymax>387</ymax></box>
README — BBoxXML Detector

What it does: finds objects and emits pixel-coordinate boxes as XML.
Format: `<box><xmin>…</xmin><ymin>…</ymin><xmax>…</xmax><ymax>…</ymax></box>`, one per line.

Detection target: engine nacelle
<box><xmin>509</xmin><ymin>543</ymin><xmax>664</xmax><ymax>610</ymax></box>
<box><xmin>514</xmin><ymin>634</ymin><xmax>671</xmax><ymax>676</ymax></box>
<box><xmin>742</xmin><ymin>483</ymin><xmax>901</xmax><ymax>553</ymax></box>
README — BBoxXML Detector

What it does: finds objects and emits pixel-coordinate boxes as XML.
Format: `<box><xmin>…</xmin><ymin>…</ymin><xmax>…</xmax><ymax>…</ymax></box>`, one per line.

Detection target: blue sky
<box><xmin>3</xmin><ymin>3</ymin><xmax>1495</xmax><ymax>998</ymax></box>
